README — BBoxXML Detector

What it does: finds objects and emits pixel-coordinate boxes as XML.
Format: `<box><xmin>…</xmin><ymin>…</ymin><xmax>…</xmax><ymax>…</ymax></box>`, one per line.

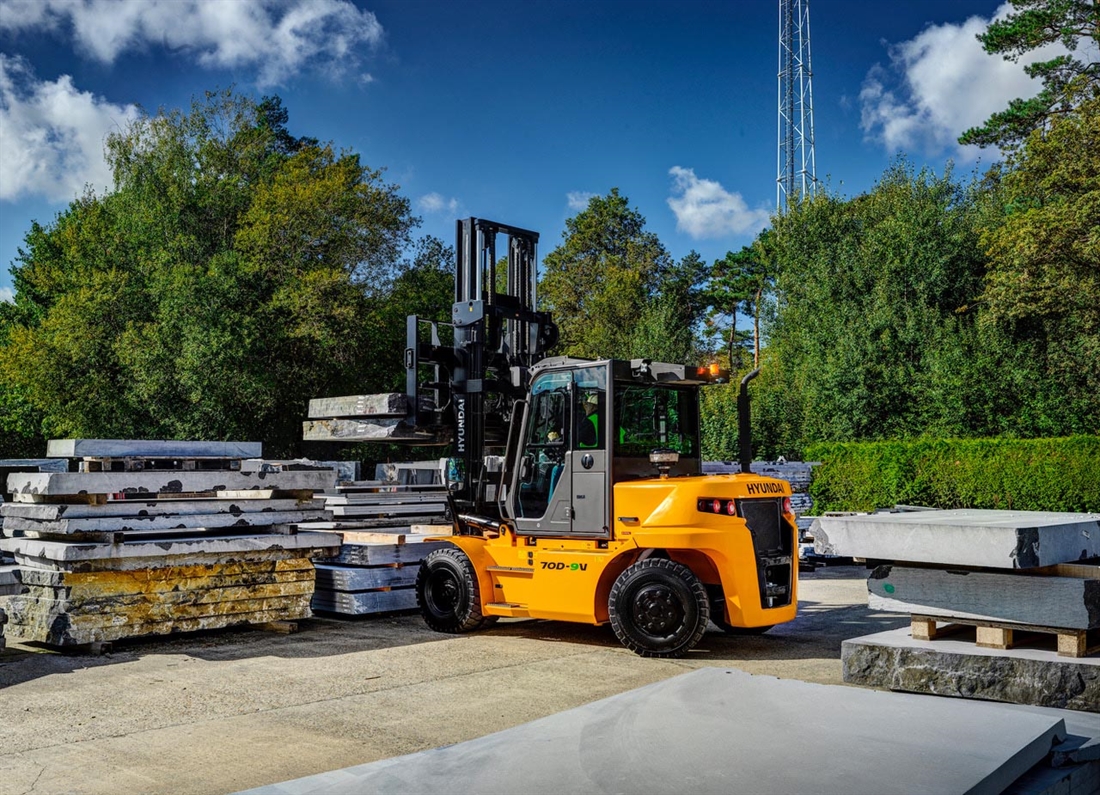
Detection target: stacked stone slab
<box><xmin>1</xmin><ymin>440</ymin><xmax>341</xmax><ymax>646</ymax></box>
<box><xmin>303</xmin><ymin>393</ymin><xmax>450</xmax><ymax>445</ymax></box>
<box><xmin>703</xmin><ymin>460</ymin><xmax>818</xmax><ymax>535</ymax></box>
<box><xmin>815</xmin><ymin>509</ymin><xmax>1100</xmax><ymax>708</ymax></box>
<box><xmin>308</xmin><ymin>476</ymin><xmax>452</xmax><ymax>616</ymax></box>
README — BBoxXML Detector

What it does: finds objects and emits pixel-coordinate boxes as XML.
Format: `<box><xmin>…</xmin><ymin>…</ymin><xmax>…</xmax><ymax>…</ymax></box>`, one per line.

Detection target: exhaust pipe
<box><xmin>738</xmin><ymin>368</ymin><xmax>760</xmax><ymax>475</ymax></box>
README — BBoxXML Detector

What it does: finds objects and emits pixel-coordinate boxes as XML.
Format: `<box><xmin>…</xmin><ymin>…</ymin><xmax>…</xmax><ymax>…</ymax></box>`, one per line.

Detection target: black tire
<box><xmin>608</xmin><ymin>558</ymin><xmax>709</xmax><ymax>658</ymax></box>
<box><xmin>416</xmin><ymin>547</ymin><xmax>488</xmax><ymax>633</ymax></box>
<box><xmin>709</xmin><ymin>592</ymin><xmax>774</xmax><ymax>635</ymax></box>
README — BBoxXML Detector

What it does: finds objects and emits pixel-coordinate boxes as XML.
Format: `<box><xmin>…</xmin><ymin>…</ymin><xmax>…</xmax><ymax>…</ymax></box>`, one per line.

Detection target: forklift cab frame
<box><xmin>504</xmin><ymin>358</ymin><xmax>706</xmax><ymax>539</ymax></box>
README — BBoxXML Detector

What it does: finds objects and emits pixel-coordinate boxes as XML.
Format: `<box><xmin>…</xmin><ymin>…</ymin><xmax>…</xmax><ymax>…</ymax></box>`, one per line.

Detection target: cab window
<box><xmin>613</xmin><ymin>384</ymin><xmax>698</xmax><ymax>458</ymax></box>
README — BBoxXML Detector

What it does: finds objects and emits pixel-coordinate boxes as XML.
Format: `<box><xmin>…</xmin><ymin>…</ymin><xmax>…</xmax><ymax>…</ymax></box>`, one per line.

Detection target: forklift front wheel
<box><xmin>608</xmin><ymin>558</ymin><xmax>709</xmax><ymax>658</ymax></box>
<box><xmin>416</xmin><ymin>547</ymin><xmax>491</xmax><ymax>633</ymax></box>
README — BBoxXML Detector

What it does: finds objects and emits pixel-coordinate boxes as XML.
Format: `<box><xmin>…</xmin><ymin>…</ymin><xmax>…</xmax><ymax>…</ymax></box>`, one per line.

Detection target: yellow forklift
<box><xmin>404</xmin><ymin>219</ymin><xmax>797</xmax><ymax>657</ymax></box>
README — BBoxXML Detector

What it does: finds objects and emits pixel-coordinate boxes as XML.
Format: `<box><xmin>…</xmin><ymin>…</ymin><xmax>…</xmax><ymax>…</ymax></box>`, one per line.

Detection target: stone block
<box><xmin>842</xmin><ymin>627</ymin><xmax>1100</xmax><ymax>712</ymax></box>
<box><xmin>868</xmin><ymin>564</ymin><xmax>1100</xmax><ymax>630</ymax></box>
<box><xmin>814</xmin><ymin>510</ymin><xmax>1100</xmax><ymax>568</ymax></box>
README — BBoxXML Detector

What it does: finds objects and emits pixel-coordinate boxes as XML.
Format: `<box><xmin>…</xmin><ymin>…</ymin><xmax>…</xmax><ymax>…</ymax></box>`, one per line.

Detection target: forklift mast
<box><xmin>405</xmin><ymin>218</ymin><xmax>558</xmax><ymax>513</ymax></box>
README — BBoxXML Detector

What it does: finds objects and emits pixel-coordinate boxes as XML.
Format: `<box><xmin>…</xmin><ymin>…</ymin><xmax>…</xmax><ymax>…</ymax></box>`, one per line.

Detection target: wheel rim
<box><xmin>630</xmin><ymin>583</ymin><xmax>686</xmax><ymax>639</ymax></box>
<box><xmin>426</xmin><ymin>568</ymin><xmax>461</xmax><ymax>617</ymax></box>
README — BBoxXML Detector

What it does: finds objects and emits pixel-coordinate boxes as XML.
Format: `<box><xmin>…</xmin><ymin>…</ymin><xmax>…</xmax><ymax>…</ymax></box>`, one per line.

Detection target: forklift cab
<box><xmin>508</xmin><ymin>359</ymin><xmax>704</xmax><ymax>538</ymax></box>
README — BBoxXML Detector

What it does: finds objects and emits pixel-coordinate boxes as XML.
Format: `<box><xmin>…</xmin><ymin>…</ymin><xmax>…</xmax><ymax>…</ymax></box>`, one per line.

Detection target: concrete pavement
<box><xmin>0</xmin><ymin>566</ymin><xmax>899</xmax><ymax>795</ymax></box>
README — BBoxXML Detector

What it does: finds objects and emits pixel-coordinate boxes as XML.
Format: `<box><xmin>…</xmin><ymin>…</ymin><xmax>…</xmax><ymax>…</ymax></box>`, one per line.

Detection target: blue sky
<box><xmin>0</xmin><ymin>0</ymin><xmax>1049</xmax><ymax>302</ymax></box>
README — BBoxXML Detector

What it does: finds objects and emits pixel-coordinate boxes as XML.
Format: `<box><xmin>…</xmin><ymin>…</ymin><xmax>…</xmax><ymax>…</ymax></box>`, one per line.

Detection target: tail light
<box><xmin>783</xmin><ymin>497</ymin><xmax>792</xmax><ymax>514</ymax></box>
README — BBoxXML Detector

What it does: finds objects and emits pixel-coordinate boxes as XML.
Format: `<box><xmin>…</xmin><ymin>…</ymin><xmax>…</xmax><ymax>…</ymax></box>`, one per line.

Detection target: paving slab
<box><xmin>311</xmin><ymin>588</ymin><xmax>417</xmax><ymax>615</ymax></box>
<box><xmin>46</xmin><ymin>439</ymin><xmax>264</xmax><ymax>458</ymax></box>
<box><xmin>314</xmin><ymin>564</ymin><xmax>416</xmax><ymax>591</ymax></box>
<box><xmin>843</xmin><ymin>627</ymin><xmax>1100</xmax><ymax>711</ymax></box>
<box><xmin>8</xmin><ymin>468</ymin><xmax>337</xmax><ymax>497</ymax></box>
<box><xmin>1</xmin><ymin>532</ymin><xmax>341</xmax><ymax>563</ymax></box>
<box><xmin>813</xmin><ymin>510</ymin><xmax>1100</xmax><ymax>568</ymax></box>
<box><xmin>1</xmin><ymin>498</ymin><xmax>324</xmax><ymax>520</ymax></box>
<box><xmin>867</xmin><ymin>564</ymin><xmax>1100</xmax><ymax>630</ymax></box>
<box><xmin>235</xmin><ymin>667</ymin><xmax>1066</xmax><ymax>795</ymax></box>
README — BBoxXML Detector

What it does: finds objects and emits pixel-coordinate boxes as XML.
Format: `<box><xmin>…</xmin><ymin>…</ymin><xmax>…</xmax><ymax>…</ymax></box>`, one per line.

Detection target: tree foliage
<box><xmin>959</xmin><ymin>0</ymin><xmax>1099</xmax><ymax>148</ymax></box>
<box><xmin>0</xmin><ymin>90</ymin><xmax>420</xmax><ymax>457</ymax></box>
<box><xmin>540</xmin><ymin>190</ymin><xmax>673</xmax><ymax>359</ymax></box>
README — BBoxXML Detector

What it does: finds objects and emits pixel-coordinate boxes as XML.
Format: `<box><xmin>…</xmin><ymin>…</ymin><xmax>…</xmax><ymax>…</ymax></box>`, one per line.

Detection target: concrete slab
<box><xmin>1</xmin><ymin>498</ymin><xmax>324</xmax><ymax>520</ymax></box>
<box><xmin>813</xmin><ymin>510</ymin><xmax>1100</xmax><ymax>568</ymax></box>
<box><xmin>0</xmin><ymin>532</ymin><xmax>341</xmax><ymax>563</ymax></box>
<box><xmin>236</xmin><ymin>668</ymin><xmax>1067</xmax><ymax>795</ymax></box>
<box><xmin>311</xmin><ymin>588</ymin><xmax>417</xmax><ymax>615</ymax></box>
<box><xmin>314</xmin><ymin>564</ymin><xmax>416</xmax><ymax>591</ymax></box>
<box><xmin>843</xmin><ymin>627</ymin><xmax>1100</xmax><ymax>711</ymax></box>
<box><xmin>867</xmin><ymin>564</ymin><xmax>1100</xmax><ymax>629</ymax></box>
<box><xmin>46</xmin><ymin>439</ymin><xmax>263</xmax><ymax>458</ymax></box>
<box><xmin>8</xmin><ymin>468</ymin><xmax>337</xmax><ymax>497</ymax></box>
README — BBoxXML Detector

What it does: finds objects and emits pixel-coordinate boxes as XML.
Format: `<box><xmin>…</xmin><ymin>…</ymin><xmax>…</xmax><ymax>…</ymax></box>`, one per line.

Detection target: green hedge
<box><xmin>805</xmin><ymin>436</ymin><xmax>1100</xmax><ymax>513</ymax></box>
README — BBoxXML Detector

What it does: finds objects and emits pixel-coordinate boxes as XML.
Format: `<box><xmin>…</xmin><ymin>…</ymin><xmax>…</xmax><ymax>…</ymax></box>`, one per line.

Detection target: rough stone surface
<box><xmin>814</xmin><ymin>510</ymin><xmax>1100</xmax><ymax>569</ymax></box>
<box><xmin>842</xmin><ymin>627</ymin><xmax>1100</xmax><ymax>712</ymax></box>
<box><xmin>303</xmin><ymin>418</ymin><xmax>451</xmax><ymax>444</ymax></box>
<box><xmin>1</xmin><ymin>532</ymin><xmax>341</xmax><ymax>563</ymax></box>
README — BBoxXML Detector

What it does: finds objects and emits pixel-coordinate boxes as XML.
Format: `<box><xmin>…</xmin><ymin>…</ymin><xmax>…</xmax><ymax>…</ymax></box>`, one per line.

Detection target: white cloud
<box><xmin>0</xmin><ymin>287</ymin><xmax>13</xmax><ymax>303</ymax></box>
<box><xmin>0</xmin><ymin>55</ymin><xmax>139</xmax><ymax>202</ymax></box>
<box><xmin>858</xmin><ymin>3</ymin><xmax>1066</xmax><ymax>159</ymax></box>
<box><xmin>566</xmin><ymin>191</ymin><xmax>595</xmax><ymax>211</ymax></box>
<box><xmin>0</xmin><ymin>0</ymin><xmax>384</xmax><ymax>87</ymax></box>
<box><xmin>667</xmin><ymin>166</ymin><xmax>770</xmax><ymax>239</ymax></box>
<box><xmin>416</xmin><ymin>192</ymin><xmax>459</xmax><ymax>216</ymax></box>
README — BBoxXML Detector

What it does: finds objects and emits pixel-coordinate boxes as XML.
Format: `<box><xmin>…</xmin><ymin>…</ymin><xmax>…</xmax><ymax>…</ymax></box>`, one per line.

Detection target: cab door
<box><xmin>511</xmin><ymin>365</ymin><xmax>609</xmax><ymax>537</ymax></box>
<box><xmin>570</xmin><ymin>365</ymin><xmax>609</xmax><ymax>536</ymax></box>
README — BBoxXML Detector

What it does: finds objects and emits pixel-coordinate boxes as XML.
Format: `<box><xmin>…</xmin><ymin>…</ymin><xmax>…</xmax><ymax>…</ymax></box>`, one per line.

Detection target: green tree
<box><xmin>977</xmin><ymin>88</ymin><xmax>1100</xmax><ymax>434</ymax></box>
<box><xmin>960</xmin><ymin>0</ymin><xmax>1099</xmax><ymax>148</ymax></box>
<box><xmin>704</xmin><ymin>234</ymin><xmax>775</xmax><ymax>369</ymax></box>
<box><xmin>539</xmin><ymin>189</ymin><xmax>673</xmax><ymax>359</ymax></box>
<box><xmin>757</xmin><ymin>161</ymin><xmax>1001</xmax><ymax>451</ymax></box>
<box><xmin>0</xmin><ymin>90</ymin><xmax>418</xmax><ymax>456</ymax></box>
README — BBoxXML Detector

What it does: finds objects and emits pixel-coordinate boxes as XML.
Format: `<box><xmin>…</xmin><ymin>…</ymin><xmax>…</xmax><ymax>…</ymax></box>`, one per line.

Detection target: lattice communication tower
<box><xmin>777</xmin><ymin>0</ymin><xmax>818</xmax><ymax>211</ymax></box>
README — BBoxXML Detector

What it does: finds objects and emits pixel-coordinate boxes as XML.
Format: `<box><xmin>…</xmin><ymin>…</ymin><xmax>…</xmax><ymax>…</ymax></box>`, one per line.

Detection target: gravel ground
<box><xmin>0</xmin><ymin>565</ymin><xmax>901</xmax><ymax>795</ymax></box>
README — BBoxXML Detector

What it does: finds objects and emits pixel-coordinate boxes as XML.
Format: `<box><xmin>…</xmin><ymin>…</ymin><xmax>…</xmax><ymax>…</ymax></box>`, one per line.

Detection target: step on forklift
<box><xmin>404</xmin><ymin>218</ymin><xmax>797</xmax><ymax>657</ymax></box>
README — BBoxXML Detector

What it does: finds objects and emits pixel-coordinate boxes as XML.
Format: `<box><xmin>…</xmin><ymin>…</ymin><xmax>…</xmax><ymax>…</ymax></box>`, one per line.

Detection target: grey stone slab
<box><xmin>328</xmin><ymin>503</ymin><xmax>445</xmax><ymax>517</ymax></box>
<box><xmin>843</xmin><ymin>627</ymin><xmax>1100</xmax><ymax>712</ymax></box>
<box><xmin>814</xmin><ymin>510</ymin><xmax>1100</xmax><ymax>569</ymax></box>
<box><xmin>315</xmin><ymin>541</ymin><xmax>449</xmax><ymax>567</ymax></box>
<box><xmin>868</xmin><ymin>565</ymin><xmax>1100</xmax><ymax>630</ymax></box>
<box><xmin>311</xmin><ymin>587</ymin><xmax>417</xmax><ymax>615</ymax></box>
<box><xmin>1</xmin><ymin>498</ymin><xmax>324</xmax><ymax>520</ymax></box>
<box><xmin>303</xmin><ymin>419</ymin><xmax>451</xmax><ymax>445</ymax></box>
<box><xmin>0</xmin><ymin>459</ymin><xmax>69</xmax><ymax>472</ymax></box>
<box><xmin>46</xmin><ymin>439</ymin><xmax>263</xmax><ymax>458</ymax></box>
<box><xmin>235</xmin><ymin>667</ymin><xmax>1067</xmax><ymax>795</ymax></box>
<box><xmin>7</xmin><ymin>468</ymin><xmax>337</xmax><ymax>497</ymax></box>
<box><xmin>0</xmin><ymin>532</ymin><xmax>342</xmax><ymax>563</ymax></box>
<box><xmin>3</xmin><ymin>509</ymin><xmax>331</xmax><ymax>535</ymax></box>
<box><xmin>10</xmin><ymin>549</ymin><xmax>318</xmax><ymax>574</ymax></box>
<box><xmin>314</xmin><ymin>564</ymin><xmax>416</xmax><ymax>591</ymax></box>
<box><xmin>307</xmin><ymin>393</ymin><xmax>433</xmax><ymax>419</ymax></box>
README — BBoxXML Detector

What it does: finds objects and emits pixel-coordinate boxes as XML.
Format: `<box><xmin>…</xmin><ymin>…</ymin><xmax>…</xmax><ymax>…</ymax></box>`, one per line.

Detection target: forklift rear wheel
<box><xmin>416</xmin><ymin>547</ymin><xmax>489</xmax><ymax>633</ymax></box>
<box><xmin>608</xmin><ymin>558</ymin><xmax>709</xmax><ymax>658</ymax></box>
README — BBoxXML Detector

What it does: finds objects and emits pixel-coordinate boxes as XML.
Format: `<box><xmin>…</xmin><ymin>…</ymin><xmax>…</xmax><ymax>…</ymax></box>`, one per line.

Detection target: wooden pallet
<box><xmin>911</xmin><ymin>614</ymin><xmax>1099</xmax><ymax>658</ymax></box>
